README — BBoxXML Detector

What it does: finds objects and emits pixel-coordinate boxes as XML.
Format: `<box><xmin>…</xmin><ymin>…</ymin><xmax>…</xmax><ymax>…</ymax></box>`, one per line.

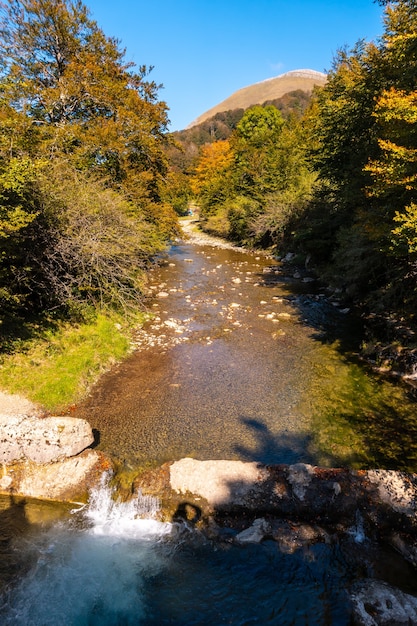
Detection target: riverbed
<box><xmin>73</xmin><ymin>220</ymin><xmax>417</xmax><ymax>473</ymax></box>
<box><xmin>2</xmin><ymin>222</ymin><xmax>417</xmax><ymax>625</ymax></box>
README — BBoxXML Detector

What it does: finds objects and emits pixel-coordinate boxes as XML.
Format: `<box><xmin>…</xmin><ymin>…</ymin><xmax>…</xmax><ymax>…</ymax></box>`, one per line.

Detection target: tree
<box><xmin>190</xmin><ymin>140</ymin><xmax>233</xmax><ymax>215</ymax></box>
<box><xmin>0</xmin><ymin>0</ymin><xmax>173</xmax><ymax>203</ymax></box>
<box><xmin>0</xmin><ymin>0</ymin><xmax>178</xmax><ymax>320</ymax></box>
<box><xmin>297</xmin><ymin>0</ymin><xmax>417</xmax><ymax>310</ymax></box>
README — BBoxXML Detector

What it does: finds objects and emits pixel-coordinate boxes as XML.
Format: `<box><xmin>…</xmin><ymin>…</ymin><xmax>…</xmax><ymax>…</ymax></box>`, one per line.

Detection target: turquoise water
<box><xmin>2</xmin><ymin>231</ymin><xmax>417</xmax><ymax>624</ymax></box>
<box><xmin>2</xmin><ymin>481</ymin><xmax>415</xmax><ymax>625</ymax></box>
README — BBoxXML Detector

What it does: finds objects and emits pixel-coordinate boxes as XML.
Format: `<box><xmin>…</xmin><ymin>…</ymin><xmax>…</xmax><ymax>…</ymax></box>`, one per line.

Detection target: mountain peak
<box><xmin>187</xmin><ymin>69</ymin><xmax>327</xmax><ymax>129</ymax></box>
<box><xmin>257</xmin><ymin>69</ymin><xmax>327</xmax><ymax>84</ymax></box>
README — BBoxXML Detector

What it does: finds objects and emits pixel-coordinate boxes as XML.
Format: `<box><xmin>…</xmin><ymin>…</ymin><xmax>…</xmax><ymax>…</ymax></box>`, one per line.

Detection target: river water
<box><xmin>74</xmin><ymin>222</ymin><xmax>417</xmax><ymax>471</ymax></box>
<box><xmin>2</xmin><ymin>222</ymin><xmax>417</xmax><ymax>624</ymax></box>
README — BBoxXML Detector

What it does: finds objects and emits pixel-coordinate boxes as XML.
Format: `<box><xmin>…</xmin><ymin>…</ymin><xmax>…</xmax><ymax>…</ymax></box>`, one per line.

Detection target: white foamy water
<box><xmin>85</xmin><ymin>474</ymin><xmax>171</xmax><ymax>540</ymax></box>
<box><xmin>2</xmin><ymin>478</ymin><xmax>408</xmax><ymax>625</ymax></box>
<box><xmin>1</xmin><ymin>478</ymin><xmax>172</xmax><ymax>625</ymax></box>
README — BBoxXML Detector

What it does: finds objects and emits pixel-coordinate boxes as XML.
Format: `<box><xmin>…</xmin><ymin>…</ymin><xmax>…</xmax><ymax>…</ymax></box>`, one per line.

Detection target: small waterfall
<box><xmin>85</xmin><ymin>473</ymin><xmax>170</xmax><ymax>540</ymax></box>
<box><xmin>2</xmin><ymin>478</ymin><xmax>413</xmax><ymax>625</ymax></box>
<box><xmin>0</xmin><ymin>477</ymin><xmax>172</xmax><ymax>626</ymax></box>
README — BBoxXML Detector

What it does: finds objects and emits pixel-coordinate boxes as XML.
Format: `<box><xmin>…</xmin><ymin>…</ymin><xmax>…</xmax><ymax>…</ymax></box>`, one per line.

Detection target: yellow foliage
<box><xmin>190</xmin><ymin>140</ymin><xmax>233</xmax><ymax>196</ymax></box>
<box><xmin>392</xmin><ymin>203</ymin><xmax>417</xmax><ymax>254</ymax></box>
<box><xmin>366</xmin><ymin>88</ymin><xmax>417</xmax><ymax>196</ymax></box>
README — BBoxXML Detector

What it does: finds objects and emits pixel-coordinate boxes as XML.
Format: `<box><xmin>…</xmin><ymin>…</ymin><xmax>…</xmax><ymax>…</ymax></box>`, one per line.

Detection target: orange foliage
<box><xmin>190</xmin><ymin>140</ymin><xmax>233</xmax><ymax>196</ymax></box>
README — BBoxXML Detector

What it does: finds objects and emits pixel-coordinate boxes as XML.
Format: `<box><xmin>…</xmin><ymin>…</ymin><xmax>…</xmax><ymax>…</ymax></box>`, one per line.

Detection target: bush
<box><xmin>34</xmin><ymin>162</ymin><xmax>163</xmax><ymax>313</ymax></box>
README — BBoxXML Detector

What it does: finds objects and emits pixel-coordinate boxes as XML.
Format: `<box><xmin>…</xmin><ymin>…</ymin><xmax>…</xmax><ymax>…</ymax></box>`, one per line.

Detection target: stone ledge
<box><xmin>0</xmin><ymin>450</ymin><xmax>112</xmax><ymax>502</ymax></box>
<box><xmin>134</xmin><ymin>458</ymin><xmax>417</xmax><ymax>569</ymax></box>
<box><xmin>0</xmin><ymin>414</ymin><xmax>95</xmax><ymax>464</ymax></box>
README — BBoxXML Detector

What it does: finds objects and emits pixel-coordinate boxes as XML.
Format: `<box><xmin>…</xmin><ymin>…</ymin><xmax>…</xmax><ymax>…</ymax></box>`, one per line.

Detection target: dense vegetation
<box><xmin>1</xmin><ymin>0</ymin><xmax>417</xmax><ymax>407</ymax></box>
<box><xmin>168</xmin><ymin>90</ymin><xmax>312</xmax><ymax>168</ymax></box>
<box><xmin>0</xmin><ymin>0</ymin><xmax>178</xmax><ymax>336</ymax></box>
<box><xmin>188</xmin><ymin>0</ymin><xmax>417</xmax><ymax>340</ymax></box>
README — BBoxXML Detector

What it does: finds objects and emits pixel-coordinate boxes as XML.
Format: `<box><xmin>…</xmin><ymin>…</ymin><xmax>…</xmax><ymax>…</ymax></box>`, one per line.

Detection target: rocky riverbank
<box><xmin>0</xmin><ymin>391</ymin><xmax>111</xmax><ymax>501</ymax></box>
<box><xmin>2</xmin><ymin>391</ymin><xmax>417</xmax><ymax>625</ymax></box>
<box><xmin>134</xmin><ymin>458</ymin><xmax>417</xmax><ymax>626</ymax></box>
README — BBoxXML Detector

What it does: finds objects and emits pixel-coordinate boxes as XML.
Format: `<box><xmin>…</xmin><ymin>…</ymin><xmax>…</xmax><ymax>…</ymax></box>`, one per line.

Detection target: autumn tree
<box><xmin>0</xmin><ymin>0</ymin><xmax>177</xmax><ymax>319</ymax></box>
<box><xmin>298</xmin><ymin>0</ymin><xmax>417</xmax><ymax>312</ymax></box>
<box><xmin>189</xmin><ymin>103</ymin><xmax>316</xmax><ymax>245</ymax></box>
<box><xmin>190</xmin><ymin>140</ymin><xmax>233</xmax><ymax>216</ymax></box>
<box><xmin>298</xmin><ymin>41</ymin><xmax>386</xmax><ymax>296</ymax></box>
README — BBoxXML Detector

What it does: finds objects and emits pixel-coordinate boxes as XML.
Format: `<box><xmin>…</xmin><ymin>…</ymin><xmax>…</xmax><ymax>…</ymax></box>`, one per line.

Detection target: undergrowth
<box><xmin>0</xmin><ymin>311</ymin><xmax>149</xmax><ymax>413</ymax></box>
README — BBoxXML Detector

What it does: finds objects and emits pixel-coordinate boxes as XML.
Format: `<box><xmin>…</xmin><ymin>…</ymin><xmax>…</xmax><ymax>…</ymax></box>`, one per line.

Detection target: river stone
<box><xmin>235</xmin><ymin>518</ymin><xmax>270</xmax><ymax>544</ymax></box>
<box><xmin>287</xmin><ymin>463</ymin><xmax>314</xmax><ymax>500</ymax></box>
<box><xmin>389</xmin><ymin>532</ymin><xmax>417</xmax><ymax>569</ymax></box>
<box><xmin>10</xmin><ymin>450</ymin><xmax>104</xmax><ymax>500</ymax></box>
<box><xmin>169</xmin><ymin>458</ymin><xmax>269</xmax><ymax>506</ymax></box>
<box><xmin>366</xmin><ymin>469</ymin><xmax>417</xmax><ymax>516</ymax></box>
<box><xmin>0</xmin><ymin>414</ymin><xmax>94</xmax><ymax>463</ymax></box>
<box><xmin>351</xmin><ymin>579</ymin><xmax>417</xmax><ymax>626</ymax></box>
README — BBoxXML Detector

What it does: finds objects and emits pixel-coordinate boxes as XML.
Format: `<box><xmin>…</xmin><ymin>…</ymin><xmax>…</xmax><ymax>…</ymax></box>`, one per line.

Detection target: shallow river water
<box><xmin>2</xmin><ymin>223</ymin><xmax>417</xmax><ymax>624</ymax></box>
<box><xmin>74</xmin><ymin>223</ymin><xmax>417</xmax><ymax>471</ymax></box>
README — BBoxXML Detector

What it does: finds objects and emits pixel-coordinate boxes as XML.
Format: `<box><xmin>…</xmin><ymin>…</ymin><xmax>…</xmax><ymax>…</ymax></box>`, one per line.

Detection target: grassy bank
<box><xmin>0</xmin><ymin>311</ymin><xmax>149</xmax><ymax>413</ymax></box>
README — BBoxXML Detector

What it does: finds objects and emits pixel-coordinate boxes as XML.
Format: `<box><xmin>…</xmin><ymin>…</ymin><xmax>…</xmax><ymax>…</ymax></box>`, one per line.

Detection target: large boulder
<box><xmin>0</xmin><ymin>450</ymin><xmax>111</xmax><ymax>501</ymax></box>
<box><xmin>0</xmin><ymin>414</ymin><xmax>94</xmax><ymax>464</ymax></box>
<box><xmin>135</xmin><ymin>458</ymin><xmax>417</xmax><ymax>563</ymax></box>
<box><xmin>0</xmin><ymin>408</ymin><xmax>109</xmax><ymax>502</ymax></box>
<box><xmin>166</xmin><ymin>459</ymin><xmax>417</xmax><ymax>529</ymax></box>
<box><xmin>166</xmin><ymin>459</ymin><xmax>365</xmax><ymax>525</ymax></box>
<box><xmin>351</xmin><ymin>580</ymin><xmax>417</xmax><ymax>626</ymax></box>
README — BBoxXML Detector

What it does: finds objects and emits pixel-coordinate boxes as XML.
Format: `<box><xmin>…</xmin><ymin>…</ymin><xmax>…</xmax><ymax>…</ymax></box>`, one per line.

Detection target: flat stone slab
<box><xmin>170</xmin><ymin>458</ymin><xmax>269</xmax><ymax>506</ymax></box>
<box><xmin>351</xmin><ymin>579</ymin><xmax>417</xmax><ymax>626</ymax></box>
<box><xmin>0</xmin><ymin>414</ymin><xmax>94</xmax><ymax>463</ymax></box>
<box><xmin>0</xmin><ymin>450</ymin><xmax>110</xmax><ymax>501</ymax></box>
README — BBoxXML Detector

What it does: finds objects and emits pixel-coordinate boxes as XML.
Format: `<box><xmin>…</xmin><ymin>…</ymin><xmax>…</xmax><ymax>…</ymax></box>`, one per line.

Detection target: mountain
<box><xmin>187</xmin><ymin>69</ymin><xmax>327</xmax><ymax>128</ymax></box>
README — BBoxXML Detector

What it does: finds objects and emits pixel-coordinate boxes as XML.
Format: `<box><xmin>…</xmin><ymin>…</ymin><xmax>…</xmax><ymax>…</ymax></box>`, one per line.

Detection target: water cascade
<box><xmin>2</xmin><ymin>476</ymin><xmax>417</xmax><ymax>625</ymax></box>
<box><xmin>3</xmin><ymin>226</ymin><xmax>417</xmax><ymax>624</ymax></box>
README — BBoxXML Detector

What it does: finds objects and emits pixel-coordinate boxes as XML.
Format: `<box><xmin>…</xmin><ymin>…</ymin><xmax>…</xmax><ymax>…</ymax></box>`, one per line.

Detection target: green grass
<box><xmin>0</xmin><ymin>311</ymin><xmax>149</xmax><ymax>412</ymax></box>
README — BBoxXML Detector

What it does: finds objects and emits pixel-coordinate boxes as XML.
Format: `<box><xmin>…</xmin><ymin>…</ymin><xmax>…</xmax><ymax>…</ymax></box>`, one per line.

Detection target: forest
<box><xmin>1</xmin><ymin>0</ymin><xmax>417</xmax><ymax>361</ymax></box>
<box><xmin>0</xmin><ymin>0</ymin><xmax>178</xmax><ymax>333</ymax></box>
<box><xmin>183</xmin><ymin>0</ymin><xmax>417</xmax><ymax>349</ymax></box>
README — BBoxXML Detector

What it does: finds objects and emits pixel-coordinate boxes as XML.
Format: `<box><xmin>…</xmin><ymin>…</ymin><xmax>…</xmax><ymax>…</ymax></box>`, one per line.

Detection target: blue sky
<box><xmin>85</xmin><ymin>0</ymin><xmax>385</xmax><ymax>131</ymax></box>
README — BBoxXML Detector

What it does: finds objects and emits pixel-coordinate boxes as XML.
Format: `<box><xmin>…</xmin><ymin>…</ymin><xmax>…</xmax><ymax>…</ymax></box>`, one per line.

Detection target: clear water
<box><xmin>73</xmin><ymin>229</ymin><xmax>417</xmax><ymax>472</ymax></box>
<box><xmin>2</xmin><ymin>225</ymin><xmax>417</xmax><ymax>624</ymax></box>
<box><xmin>3</xmin><ymin>479</ymin><xmax>414</xmax><ymax>626</ymax></box>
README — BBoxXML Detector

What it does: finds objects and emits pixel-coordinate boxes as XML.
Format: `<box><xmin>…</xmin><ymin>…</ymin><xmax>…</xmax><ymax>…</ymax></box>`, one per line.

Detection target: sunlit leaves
<box><xmin>392</xmin><ymin>203</ymin><xmax>417</xmax><ymax>254</ymax></box>
<box><xmin>189</xmin><ymin>140</ymin><xmax>233</xmax><ymax>212</ymax></box>
<box><xmin>0</xmin><ymin>157</ymin><xmax>40</xmax><ymax>237</ymax></box>
<box><xmin>0</xmin><ymin>0</ymin><xmax>176</xmax><ymax>318</ymax></box>
<box><xmin>366</xmin><ymin>89</ymin><xmax>417</xmax><ymax>198</ymax></box>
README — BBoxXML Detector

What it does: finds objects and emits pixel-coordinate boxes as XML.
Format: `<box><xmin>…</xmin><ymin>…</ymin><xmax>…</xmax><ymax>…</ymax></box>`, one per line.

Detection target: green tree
<box><xmin>298</xmin><ymin>0</ymin><xmax>417</xmax><ymax>311</ymax></box>
<box><xmin>299</xmin><ymin>39</ymin><xmax>389</xmax><ymax>297</ymax></box>
<box><xmin>232</xmin><ymin>105</ymin><xmax>285</xmax><ymax>201</ymax></box>
<box><xmin>190</xmin><ymin>103</ymin><xmax>316</xmax><ymax>246</ymax></box>
<box><xmin>0</xmin><ymin>0</ymin><xmax>177</xmax><ymax>320</ymax></box>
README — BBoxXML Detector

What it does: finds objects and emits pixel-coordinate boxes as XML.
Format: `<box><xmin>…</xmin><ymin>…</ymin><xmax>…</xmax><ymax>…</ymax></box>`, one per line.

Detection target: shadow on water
<box><xmin>257</xmin><ymin>264</ymin><xmax>417</xmax><ymax>472</ymax></box>
<box><xmin>234</xmin><ymin>416</ymin><xmax>316</xmax><ymax>466</ymax></box>
<box><xmin>0</xmin><ymin>497</ymin><xmax>32</xmax><ymax>593</ymax></box>
<box><xmin>234</xmin><ymin>415</ymin><xmax>367</xmax><ymax>470</ymax></box>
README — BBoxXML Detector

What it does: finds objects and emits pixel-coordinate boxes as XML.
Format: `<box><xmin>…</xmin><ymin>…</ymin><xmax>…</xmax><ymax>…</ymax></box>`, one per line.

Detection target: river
<box><xmin>73</xmin><ymin>220</ymin><xmax>417</xmax><ymax>472</ymax></box>
<box><xmin>2</xmin><ymin>220</ymin><xmax>417</xmax><ymax>624</ymax></box>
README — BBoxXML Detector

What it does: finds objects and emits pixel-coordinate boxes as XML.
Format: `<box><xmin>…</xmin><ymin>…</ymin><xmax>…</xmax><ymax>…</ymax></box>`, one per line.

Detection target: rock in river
<box><xmin>0</xmin><ymin>413</ymin><xmax>110</xmax><ymax>502</ymax></box>
<box><xmin>351</xmin><ymin>579</ymin><xmax>417</xmax><ymax>626</ymax></box>
<box><xmin>0</xmin><ymin>414</ymin><xmax>94</xmax><ymax>464</ymax></box>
